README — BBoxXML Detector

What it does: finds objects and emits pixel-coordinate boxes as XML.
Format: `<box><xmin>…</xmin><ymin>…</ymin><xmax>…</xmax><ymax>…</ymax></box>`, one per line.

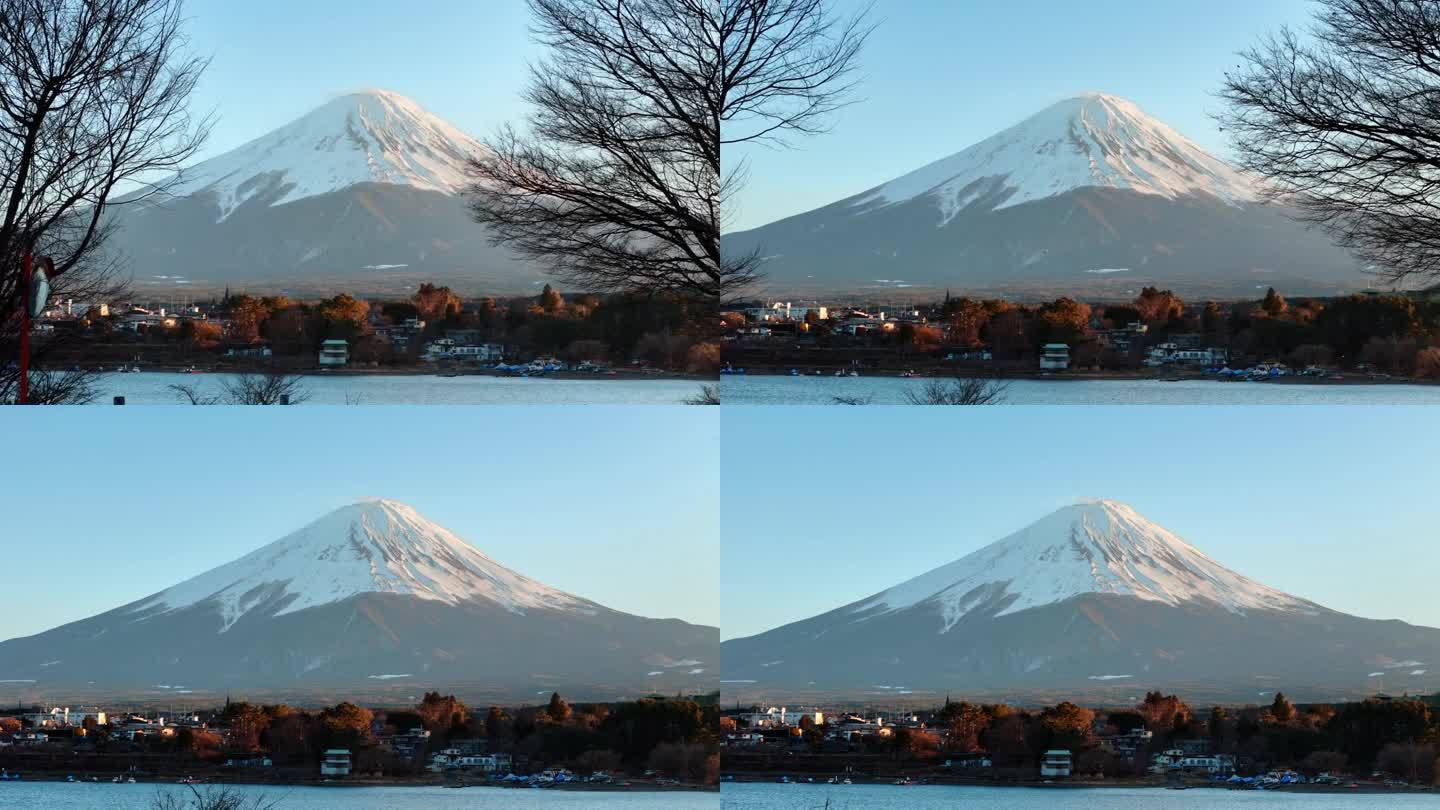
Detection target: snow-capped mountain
<box><xmin>722</xmin><ymin>93</ymin><xmax>1362</xmax><ymax>296</ymax></box>
<box><xmin>721</xmin><ymin>501</ymin><xmax>1440</xmax><ymax>700</ymax></box>
<box><xmin>164</xmin><ymin>90</ymin><xmax>485</xmax><ymax>222</ymax></box>
<box><xmin>130</xmin><ymin>499</ymin><xmax>590</xmax><ymax>632</ymax></box>
<box><xmin>852</xmin><ymin>94</ymin><xmax>1257</xmax><ymax>222</ymax></box>
<box><xmin>107</xmin><ymin>90</ymin><xmax>544</xmax><ymax>294</ymax></box>
<box><xmin>852</xmin><ymin>500</ymin><xmax>1315</xmax><ymax>630</ymax></box>
<box><xmin>0</xmin><ymin>501</ymin><xmax>716</xmax><ymax>698</ymax></box>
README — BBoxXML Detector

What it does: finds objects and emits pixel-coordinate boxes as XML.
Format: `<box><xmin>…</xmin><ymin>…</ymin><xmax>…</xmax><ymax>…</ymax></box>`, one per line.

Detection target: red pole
<box><xmin>19</xmin><ymin>252</ymin><xmax>31</xmax><ymax>405</ymax></box>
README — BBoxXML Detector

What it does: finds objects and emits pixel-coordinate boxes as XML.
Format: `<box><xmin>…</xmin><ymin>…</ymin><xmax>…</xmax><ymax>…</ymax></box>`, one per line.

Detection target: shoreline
<box><xmin>4</xmin><ymin>774</ymin><xmax>717</xmax><ymax>793</ymax></box>
<box><xmin>722</xmin><ymin>775</ymin><xmax>1431</xmax><ymax>794</ymax></box>
<box><xmin>74</xmin><ymin>366</ymin><xmax>713</xmax><ymax>382</ymax></box>
<box><xmin>723</xmin><ymin>369</ymin><xmax>1436</xmax><ymax>386</ymax></box>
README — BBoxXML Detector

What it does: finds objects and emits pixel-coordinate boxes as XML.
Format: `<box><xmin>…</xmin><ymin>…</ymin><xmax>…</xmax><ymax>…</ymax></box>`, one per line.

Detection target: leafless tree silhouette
<box><xmin>1218</xmin><ymin>0</ymin><xmax>1440</xmax><ymax>286</ymax></box>
<box><xmin>719</xmin><ymin>0</ymin><xmax>872</xmax><ymax>300</ymax></box>
<box><xmin>170</xmin><ymin>371</ymin><xmax>309</xmax><ymax>405</ymax></box>
<box><xmin>904</xmin><ymin>376</ymin><xmax>1008</xmax><ymax>406</ymax></box>
<box><xmin>0</xmin><ymin>0</ymin><xmax>209</xmax><ymax>402</ymax></box>
<box><xmin>467</xmin><ymin>0</ymin><xmax>870</xmax><ymax>309</ymax></box>
<box><xmin>685</xmin><ymin>383</ymin><xmax>720</xmax><ymax>404</ymax></box>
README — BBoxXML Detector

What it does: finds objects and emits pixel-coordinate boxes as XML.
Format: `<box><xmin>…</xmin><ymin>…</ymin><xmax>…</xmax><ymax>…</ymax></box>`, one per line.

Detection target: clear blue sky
<box><xmin>0</xmin><ymin>407</ymin><xmax>718</xmax><ymax>640</ymax></box>
<box><xmin>721</xmin><ymin>407</ymin><xmax>1440</xmax><ymax>640</ymax></box>
<box><xmin>182</xmin><ymin>0</ymin><xmax>537</xmax><ymax>161</ymax></box>
<box><xmin>724</xmin><ymin>0</ymin><xmax>1317</xmax><ymax>231</ymax></box>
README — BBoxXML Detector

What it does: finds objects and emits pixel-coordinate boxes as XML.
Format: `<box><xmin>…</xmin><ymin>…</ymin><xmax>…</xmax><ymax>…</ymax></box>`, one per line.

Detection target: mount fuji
<box><xmin>721</xmin><ymin>500</ymin><xmax>1440</xmax><ymax>700</ymax></box>
<box><xmin>0</xmin><ymin>500</ymin><xmax>716</xmax><ymax>699</ymax></box>
<box><xmin>722</xmin><ymin>93</ymin><xmax>1365</xmax><ymax>298</ymax></box>
<box><xmin>107</xmin><ymin>90</ymin><xmax>545</xmax><ymax>296</ymax></box>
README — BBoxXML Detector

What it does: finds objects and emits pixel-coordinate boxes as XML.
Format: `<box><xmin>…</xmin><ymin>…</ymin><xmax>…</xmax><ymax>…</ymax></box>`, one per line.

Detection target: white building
<box><xmin>746</xmin><ymin>302</ymin><xmax>828</xmax><ymax>323</ymax></box>
<box><xmin>1040</xmin><ymin>749</ymin><xmax>1073</xmax><ymax>777</ymax></box>
<box><xmin>1039</xmin><ymin>343</ymin><xmax>1071</xmax><ymax>371</ymax></box>
<box><xmin>742</xmin><ymin>706</ymin><xmax>824</xmax><ymax>728</ymax></box>
<box><xmin>426</xmin><ymin>749</ymin><xmax>512</xmax><ymax>774</ymax></box>
<box><xmin>21</xmin><ymin>707</ymin><xmax>105</xmax><ymax>728</ymax></box>
<box><xmin>320</xmin><ymin>749</ymin><xmax>352</xmax><ymax>776</ymax></box>
<box><xmin>318</xmin><ymin>339</ymin><xmax>350</xmax><ymax>367</ymax></box>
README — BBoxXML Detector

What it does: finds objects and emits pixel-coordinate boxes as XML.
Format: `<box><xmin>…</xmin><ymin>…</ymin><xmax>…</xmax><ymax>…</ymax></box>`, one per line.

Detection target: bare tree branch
<box><xmin>1217</xmin><ymin>0</ymin><xmax>1440</xmax><ymax>286</ymax></box>
<box><xmin>0</xmin><ymin>0</ymin><xmax>209</xmax><ymax>402</ymax></box>
<box><xmin>904</xmin><ymin>376</ymin><xmax>1008</xmax><ymax>406</ymax></box>
<box><xmin>467</xmin><ymin>0</ymin><xmax>868</xmax><ymax>309</ymax></box>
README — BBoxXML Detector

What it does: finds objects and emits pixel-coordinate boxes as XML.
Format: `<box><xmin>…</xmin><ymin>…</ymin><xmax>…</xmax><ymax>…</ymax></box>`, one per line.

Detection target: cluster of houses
<box><xmin>0</xmin><ymin>705</ymin><xmax>209</xmax><ymax>750</ymax></box>
<box><xmin>30</xmin><ymin>297</ymin><xmax>515</xmax><ymax>369</ymax></box>
<box><xmin>727</xmin><ymin>300</ymin><xmax>1242</xmax><ymax>372</ymax></box>
<box><xmin>724</xmin><ymin>705</ymin><xmax>916</xmax><ymax>748</ymax></box>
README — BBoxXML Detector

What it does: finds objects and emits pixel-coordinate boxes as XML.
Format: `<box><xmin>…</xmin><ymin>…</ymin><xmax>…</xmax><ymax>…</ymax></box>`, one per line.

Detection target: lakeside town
<box><xmin>721</xmin><ymin>286</ymin><xmax>1440</xmax><ymax>383</ymax></box>
<box><xmin>0</xmin><ymin>691</ymin><xmax>719</xmax><ymax>792</ymax></box>
<box><xmin>22</xmin><ymin>284</ymin><xmax>718</xmax><ymax>380</ymax></box>
<box><xmin>719</xmin><ymin>691</ymin><xmax>1440</xmax><ymax>793</ymax></box>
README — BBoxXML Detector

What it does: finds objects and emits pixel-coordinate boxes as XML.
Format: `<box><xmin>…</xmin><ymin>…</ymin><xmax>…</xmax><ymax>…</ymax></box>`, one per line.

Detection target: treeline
<box><xmin>218</xmin><ymin>690</ymin><xmax>720</xmax><ymax>782</ymax></box>
<box><xmin>814</xmin><ymin>691</ymin><xmax>1440</xmax><ymax>780</ymax></box>
<box><xmin>762</xmin><ymin>288</ymin><xmax>1440</xmax><ymax>374</ymax></box>
<box><xmin>74</xmin><ymin>284</ymin><xmax>719</xmax><ymax>372</ymax></box>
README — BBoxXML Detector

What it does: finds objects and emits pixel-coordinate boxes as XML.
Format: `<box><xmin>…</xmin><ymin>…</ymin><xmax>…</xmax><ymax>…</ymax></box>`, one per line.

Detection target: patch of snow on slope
<box><xmin>850</xmin><ymin>93</ymin><xmax>1256</xmax><ymax>223</ymax></box>
<box><xmin>130</xmin><ymin>499</ymin><xmax>590</xmax><ymax>631</ymax></box>
<box><xmin>849</xmin><ymin>499</ymin><xmax>1317</xmax><ymax>631</ymax></box>
<box><xmin>160</xmin><ymin>89</ymin><xmax>485</xmax><ymax>221</ymax></box>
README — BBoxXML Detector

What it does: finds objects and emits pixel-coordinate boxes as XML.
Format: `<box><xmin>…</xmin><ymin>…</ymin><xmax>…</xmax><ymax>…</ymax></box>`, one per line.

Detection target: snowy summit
<box><xmin>131</xmin><ymin>499</ymin><xmax>587</xmax><ymax>633</ymax></box>
<box><xmin>164</xmin><ymin>89</ymin><xmax>484</xmax><ymax>221</ymax></box>
<box><xmin>851</xmin><ymin>499</ymin><xmax>1315</xmax><ymax>632</ymax></box>
<box><xmin>851</xmin><ymin>92</ymin><xmax>1257</xmax><ymax>225</ymax></box>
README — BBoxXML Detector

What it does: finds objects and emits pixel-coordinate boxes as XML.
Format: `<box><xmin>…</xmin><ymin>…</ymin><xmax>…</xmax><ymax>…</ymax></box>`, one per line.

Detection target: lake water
<box><xmin>0</xmin><ymin>782</ymin><xmax>717</xmax><ymax>809</ymax></box>
<box><xmin>721</xmin><ymin>375</ymin><xmax>1440</xmax><ymax>405</ymax></box>
<box><xmin>720</xmin><ymin>782</ymin><xmax>1437</xmax><ymax>808</ymax></box>
<box><xmin>87</xmin><ymin>372</ymin><xmax>709</xmax><ymax>405</ymax></box>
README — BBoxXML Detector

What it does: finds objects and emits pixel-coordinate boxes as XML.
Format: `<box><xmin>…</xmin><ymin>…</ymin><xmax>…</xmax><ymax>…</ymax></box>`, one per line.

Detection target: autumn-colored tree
<box><xmin>319</xmin><ymin>702</ymin><xmax>374</xmax><ymax>749</ymax></box>
<box><xmin>539</xmin><ymin>284</ymin><xmax>564</xmax><ymax>313</ymax></box>
<box><xmin>1415</xmin><ymin>347</ymin><xmax>1440</xmax><ymax>379</ymax></box>
<box><xmin>1269</xmin><ymin>692</ymin><xmax>1296</xmax><ymax>725</ymax></box>
<box><xmin>1039</xmin><ymin>701</ymin><xmax>1095</xmax><ymax>750</ymax></box>
<box><xmin>936</xmin><ymin>701</ymin><xmax>990</xmax><ymax>753</ymax></box>
<box><xmin>414</xmin><ymin>283</ymin><xmax>462</xmax><ymax>321</ymax></box>
<box><xmin>317</xmin><ymin>294</ymin><xmax>370</xmax><ymax>330</ymax></box>
<box><xmin>947</xmin><ymin>298</ymin><xmax>990</xmax><ymax>346</ymax></box>
<box><xmin>417</xmin><ymin>692</ymin><xmax>469</xmax><ymax>731</ymax></box>
<box><xmin>1135</xmin><ymin>287</ymin><xmax>1184</xmax><ymax>324</ymax></box>
<box><xmin>1262</xmin><ymin>287</ymin><xmax>1288</xmax><ymax>317</ymax></box>
<box><xmin>1037</xmin><ymin>297</ymin><xmax>1092</xmax><ymax>344</ymax></box>
<box><xmin>227</xmin><ymin>295</ymin><xmax>273</xmax><ymax>341</ymax></box>
<box><xmin>1139</xmin><ymin>692</ymin><xmax>1192</xmax><ymax>735</ymax></box>
<box><xmin>546</xmin><ymin>692</ymin><xmax>572</xmax><ymax>724</ymax></box>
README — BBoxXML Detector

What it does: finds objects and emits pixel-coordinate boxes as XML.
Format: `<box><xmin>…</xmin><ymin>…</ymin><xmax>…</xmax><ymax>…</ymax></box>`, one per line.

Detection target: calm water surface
<box><xmin>88</xmin><ymin>372</ymin><xmax>707</xmax><ymax>405</ymax></box>
<box><xmin>721</xmin><ymin>782</ymin><xmax>1438</xmax><ymax>808</ymax></box>
<box><xmin>0</xmin><ymin>782</ymin><xmax>716</xmax><ymax>809</ymax></box>
<box><xmin>721</xmin><ymin>375</ymin><xmax>1440</xmax><ymax>405</ymax></box>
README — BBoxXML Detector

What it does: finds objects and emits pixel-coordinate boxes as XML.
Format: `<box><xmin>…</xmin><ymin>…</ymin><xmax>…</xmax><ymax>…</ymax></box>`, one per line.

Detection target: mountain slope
<box><xmin>722</xmin><ymin>93</ymin><xmax>1363</xmax><ymax>297</ymax></box>
<box><xmin>165</xmin><ymin>89</ymin><xmax>483</xmax><ymax>221</ymax></box>
<box><xmin>0</xmin><ymin>501</ymin><xmax>716</xmax><ymax>697</ymax></box>
<box><xmin>721</xmin><ymin>501</ymin><xmax>1440</xmax><ymax>699</ymax></box>
<box><xmin>107</xmin><ymin>90</ymin><xmax>545</xmax><ymax>295</ymax></box>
